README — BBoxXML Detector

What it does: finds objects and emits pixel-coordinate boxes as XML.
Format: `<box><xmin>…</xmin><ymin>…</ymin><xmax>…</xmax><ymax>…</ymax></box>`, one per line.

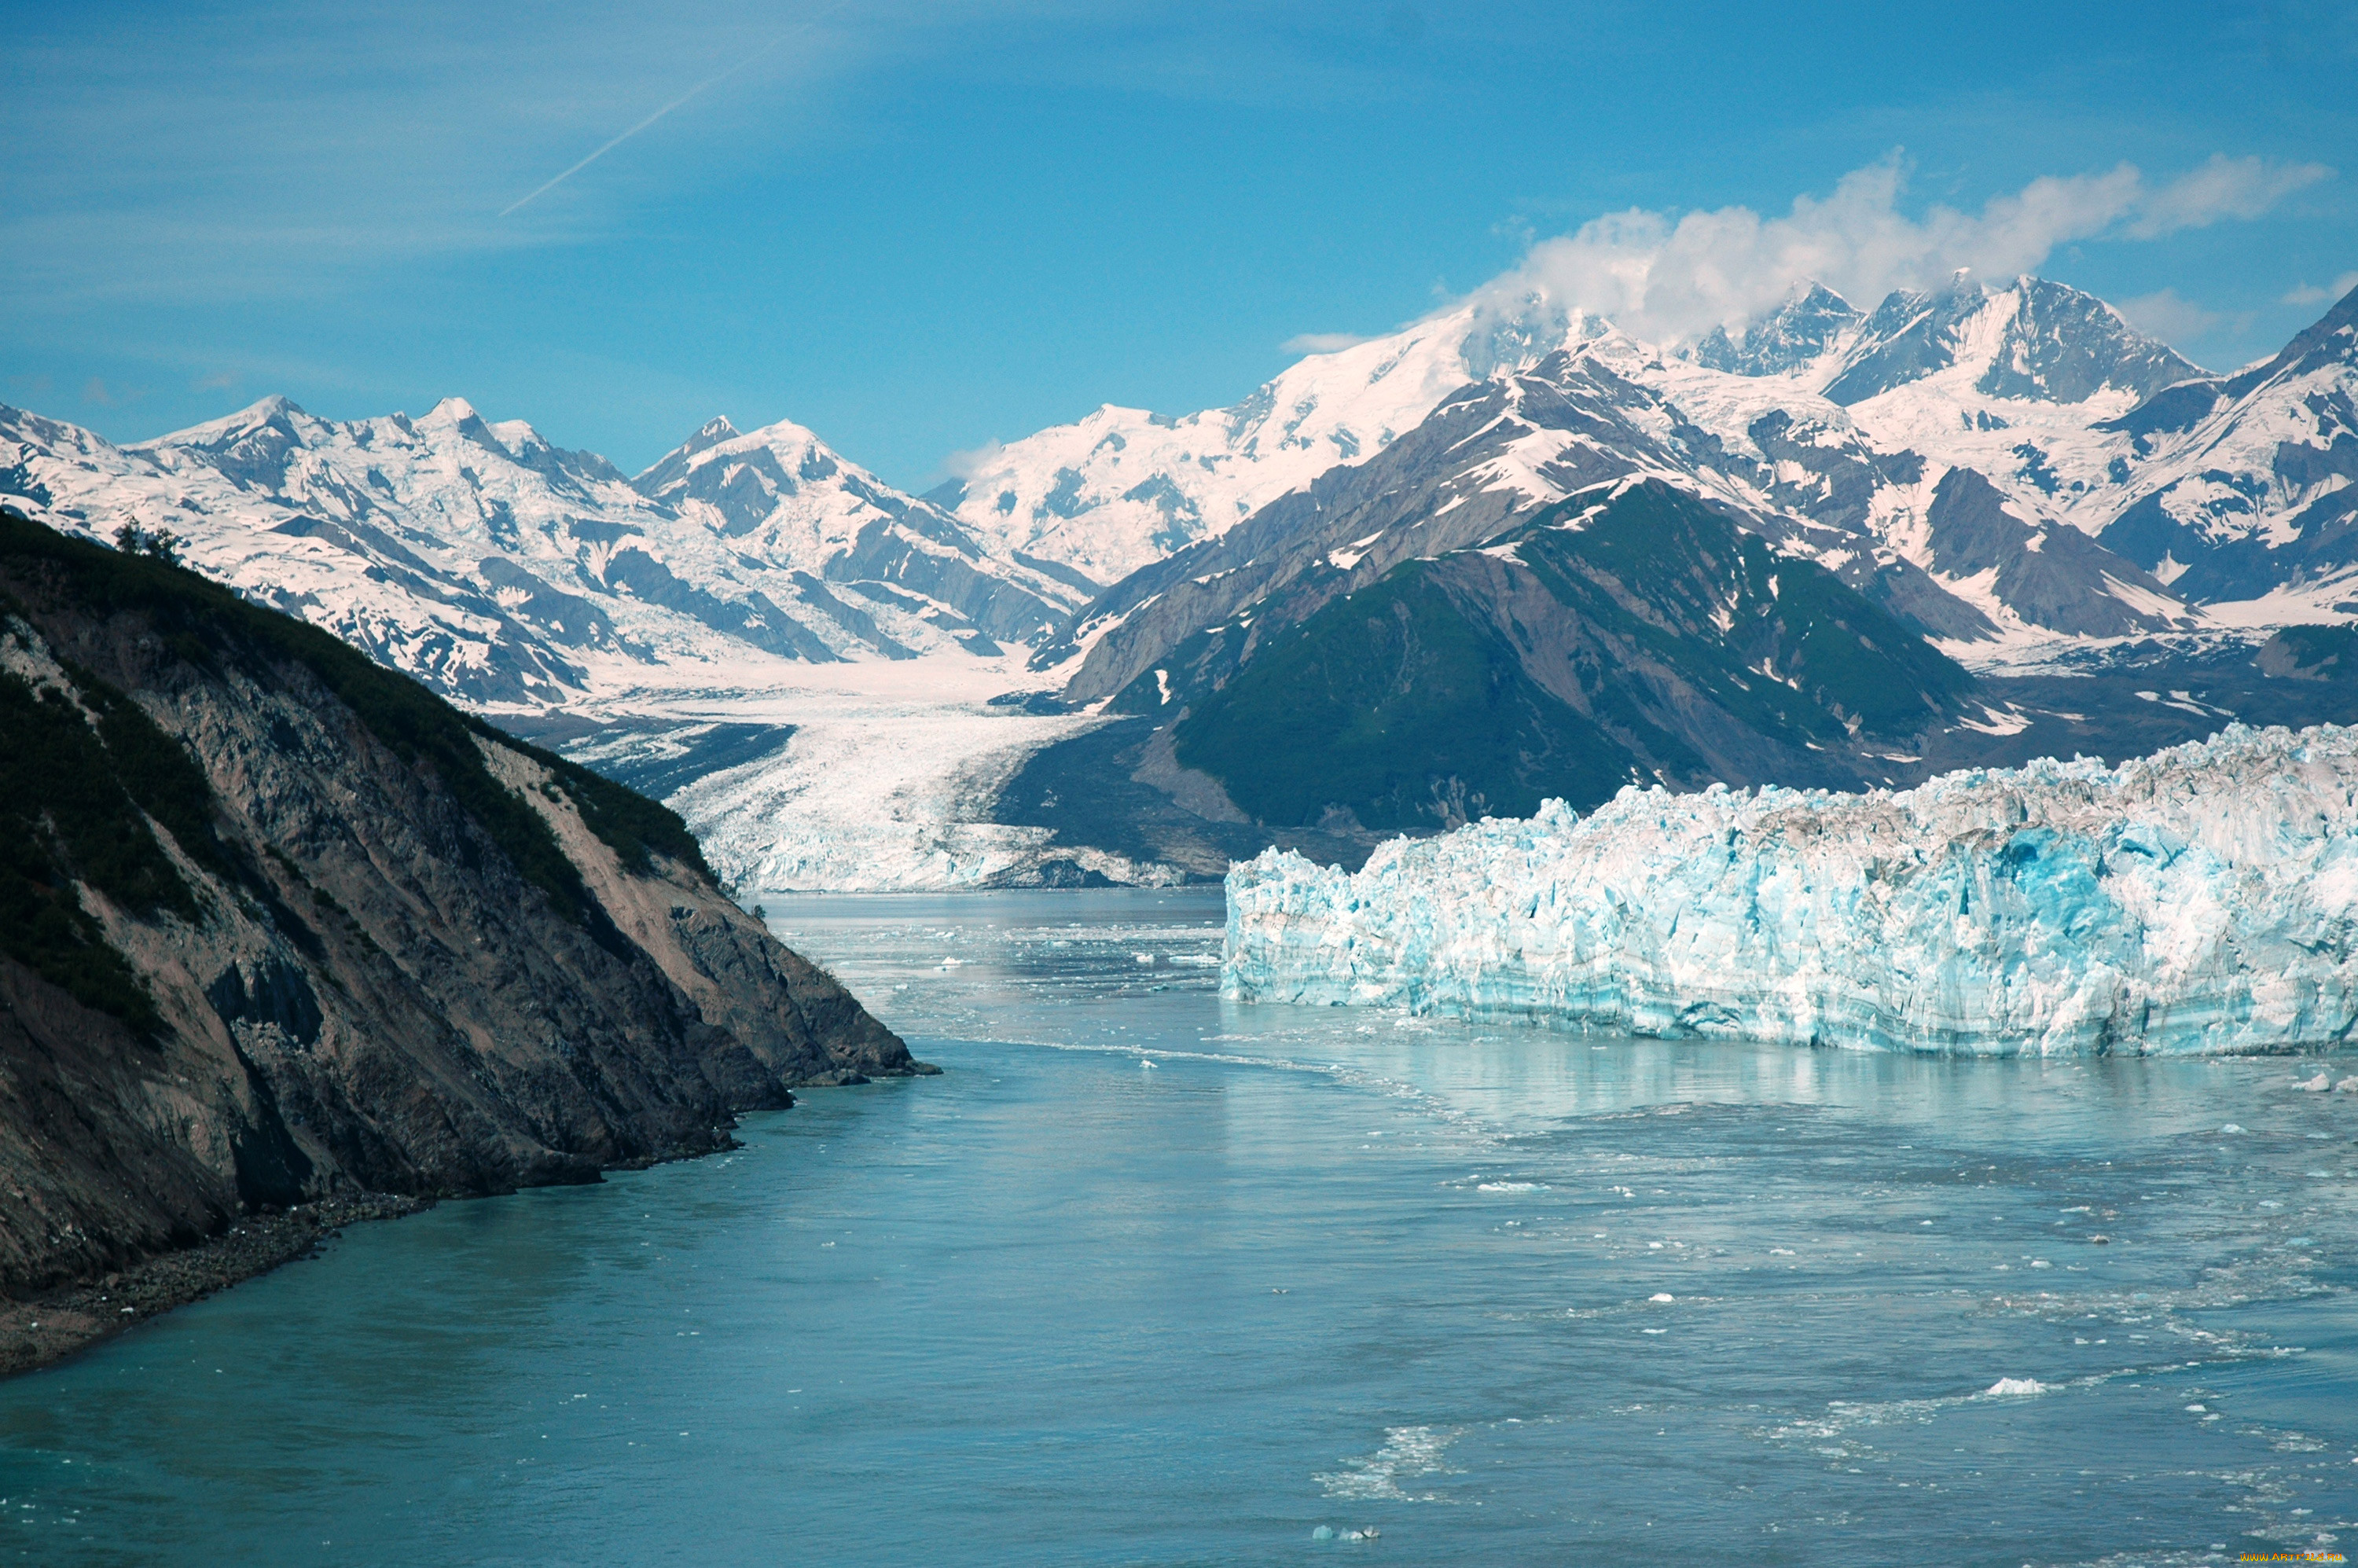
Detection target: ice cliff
<box><xmin>1223</xmin><ymin>725</ymin><xmax>2358</xmax><ymax>1055</ymax></box>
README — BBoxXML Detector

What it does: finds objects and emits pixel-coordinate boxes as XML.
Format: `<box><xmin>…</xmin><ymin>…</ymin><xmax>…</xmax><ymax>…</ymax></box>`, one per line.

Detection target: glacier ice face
<box><xmin>1223</xmin><ymin>724</ymin><xmax>2358</xmax><ymax>1056</ymax></box>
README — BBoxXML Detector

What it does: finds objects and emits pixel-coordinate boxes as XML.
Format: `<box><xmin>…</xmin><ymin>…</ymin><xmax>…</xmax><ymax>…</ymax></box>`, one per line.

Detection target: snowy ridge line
<box><xmin>1223</xmin><ymin>724</ymin><xmax>2358</xmax><ymax>1056</ymax></box>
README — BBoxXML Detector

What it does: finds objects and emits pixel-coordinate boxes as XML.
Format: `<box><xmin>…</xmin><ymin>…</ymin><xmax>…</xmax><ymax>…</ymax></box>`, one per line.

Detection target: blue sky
<box><xmin>4</xmin><ymin>0</ymin><xmax>2352</xmax><ymax>487</ymax></box>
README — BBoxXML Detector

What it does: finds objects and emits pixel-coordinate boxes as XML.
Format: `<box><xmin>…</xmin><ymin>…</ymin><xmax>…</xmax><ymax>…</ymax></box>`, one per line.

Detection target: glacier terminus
<box><xmin>1225</xmin><ymin>723</ymin><xmax>2358</xmax><ymax>1056</ymax></box>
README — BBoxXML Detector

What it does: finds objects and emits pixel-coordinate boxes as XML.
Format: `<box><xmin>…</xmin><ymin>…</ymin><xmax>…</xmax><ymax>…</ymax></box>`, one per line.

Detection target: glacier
<box><xmin>1223</xmin><ymin>723</ymin><xmax>2358</xmax><ymax>1056</ymax></box>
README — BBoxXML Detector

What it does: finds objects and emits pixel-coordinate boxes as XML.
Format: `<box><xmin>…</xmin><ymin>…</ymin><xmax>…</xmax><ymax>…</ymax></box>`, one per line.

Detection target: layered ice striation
<box><xmin>1224</xmin><ymin>725</ymin><xmax>2358</xmax><ymax>1055</ymax></box>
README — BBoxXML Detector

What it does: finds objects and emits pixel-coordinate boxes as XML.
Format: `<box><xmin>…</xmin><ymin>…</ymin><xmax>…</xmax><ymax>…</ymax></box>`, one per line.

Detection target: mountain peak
<box><xmin>1819</xmin><ymin>274</ymin><xmax>2202</xmax><ymax>406</ymax></box>
<box><xmin>2238</xmin><ymin>274</ymin><xmax>2358</xmax><ymax>390</ymax></box>
<box><xmin>127</xmin><ymin>393</ymin><xmax>310</xmax><ymax>456</ymax></box>
<box><xmin>733</xmin><ymin>414</ymin><xmax>829</xmax><ymax>454</ymax></box>
<box><xmin>1690</xmin><ymin>281</ymin><xmax>1863</xmax><ymax>377</ymax></box>
<box><xmin>2328</xmin><ymin>277</ymin><xmax>2358</xmax><ymax>329</ymax></box>
<box><xmin>629</xmin><ymin>411</ymin><xmax>850</xmax><ymax>508</ymax></box>
<box><xmin>201</xmin><ymin>393</ymin><xmax>306</xmax><ymax>432</ymax></box>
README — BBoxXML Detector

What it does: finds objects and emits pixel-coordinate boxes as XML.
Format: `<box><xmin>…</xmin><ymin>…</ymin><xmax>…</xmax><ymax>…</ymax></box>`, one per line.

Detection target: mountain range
<box><xmin>4</xmin><ymin>272</ymin><xmax>2354</xmax><ymax>887</ymax></box>
<box><xmin>0</xmin><ymin>396</ymin><xmax>1081</xmax><ymax>707</ymax></box>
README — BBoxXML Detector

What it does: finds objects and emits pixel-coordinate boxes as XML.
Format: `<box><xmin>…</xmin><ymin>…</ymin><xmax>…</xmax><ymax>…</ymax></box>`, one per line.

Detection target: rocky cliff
<box><xmin>0</xmin><ymin>508</ymin><xmax>925</xmax><ymax>1322</ymax></box>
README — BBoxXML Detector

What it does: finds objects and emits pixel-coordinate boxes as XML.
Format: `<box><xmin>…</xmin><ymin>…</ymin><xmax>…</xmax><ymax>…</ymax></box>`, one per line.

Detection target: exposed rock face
<box><xmin>1159</xmin><ymin>482</ymin><xmax>1978</xmax><ymax>834</ymax></box>
<box><xmin>0</xmin><ymin>509</ymin><xmax>925</xmax><ymax>1306</ymax></box>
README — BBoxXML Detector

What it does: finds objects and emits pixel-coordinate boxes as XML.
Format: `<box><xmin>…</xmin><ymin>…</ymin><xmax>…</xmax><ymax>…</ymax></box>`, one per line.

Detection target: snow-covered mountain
<box><xmin>1049</xmin><ymin>296</ymin><xmax>2205</xmax><ymax>711</ymax></box>
<box><xmin>1001</xmin><ymin>274</ymin><xmax>2355</xmax><ymax>663</ymax></box>
<box><xmin>2092</xmin><ymin>283</ymin><xmax>2358</xmax><ymax>615</ymax></box>
<box><xmin>0</xmin><ymin>396</ymin><xmax>1081</xmax><ymax>709</ymax></box>
<box><xmin>3</xmin><ymin>271</ymin><xmax>2351</xmax><ymax>895</ymax></box>
<box><xmin>1007</xmin><ymin>277</ymin><xmax>2358</xmax><ymax>882</ymax></box>
<box><xmin>926</xmin><ymin>311</ymin><xmax>1488</xmax><ymax>587</ymax></box>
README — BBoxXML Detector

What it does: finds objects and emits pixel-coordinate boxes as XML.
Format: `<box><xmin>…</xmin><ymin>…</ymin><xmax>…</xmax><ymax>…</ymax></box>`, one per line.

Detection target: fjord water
<box><xmin>2</xmin><ymin>890</ymin><xmax>2354</xmax><ymax>1565</ymax></box>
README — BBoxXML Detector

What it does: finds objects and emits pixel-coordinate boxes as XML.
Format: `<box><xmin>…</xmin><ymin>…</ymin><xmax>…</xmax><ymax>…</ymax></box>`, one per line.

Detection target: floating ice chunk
<box><xmin>1221</xmin><ymin>725</ymin><xmax>2358</xmax><ymax>1056</ymax></box>
<box><xmin>1984</xmin><ymin>1378</ymin><xmax>2047</xmax><ymax>1397</ymax></box>
<box><xmin>1649</xmin><ymin>1292</ymin><xmax>1676</xmax><ymax>1302</ymax></box>
<box><xmin>2294</xmin><ymin>1072</ymin><xmax>2332</xmax><ymax>1091</ymax></box>
<box><xmin>1477</xmin><ymin>1181</ymin><xmax>1544</xmax><ymax>1192</ymax></box>
<box><xmin>1311</xmin><ymin>1526</ymin><xmax>1336</xmax><ymax>1540</ymax></box>
<box><xmin>2221</xmin><ymin>1124</ymin><xmax>2246</xmax><ymax>1134</ymax></box>
<box><xmin>2340</xmin><ymin>1077</ymin><xmax>2358</xmax><ymax>1092</ymax></box>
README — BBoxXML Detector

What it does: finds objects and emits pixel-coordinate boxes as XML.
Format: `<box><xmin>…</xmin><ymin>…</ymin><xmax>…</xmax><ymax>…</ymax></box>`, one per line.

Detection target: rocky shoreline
<box><xmin>0</xmin><ymin>513</ymin><xmax>925</xmax><ymax>1326</ymax></box>
<box><xmin>0</xmin><ymin>1194</ymin><xmax>428</xmax><ymax>1378</ymax></box>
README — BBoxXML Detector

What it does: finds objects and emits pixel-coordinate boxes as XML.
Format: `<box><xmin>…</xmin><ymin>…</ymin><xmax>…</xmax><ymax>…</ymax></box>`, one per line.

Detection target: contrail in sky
<box><xmin>499</xmin><ymin>9</ymin><xmax>836</xmax><ymax>218</ymax></box>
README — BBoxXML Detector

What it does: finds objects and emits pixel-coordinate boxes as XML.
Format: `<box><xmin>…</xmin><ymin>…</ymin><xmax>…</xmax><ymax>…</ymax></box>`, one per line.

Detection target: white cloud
<box><xmin>2114</xmin><ymin>288</ymin><xmax>2220</xmax><ymax>343</ymax></box>
<box><xmin>939</xmin><ymin>438</ymin><xmax>1007</xmax><ymax>480</ymax></box>
<box><xmin>1281</xmin><ymin>331</ymin><xmax>1376</xmax><ymax>354</ymax></box>
<box><xmin>1475</xmin><ymin>152</ymin><xmax>2334</xmax><ymax>346</ymax></box>
<box><xmin>2126</xmin><ymin>154</ymin><xmax>2332</xmax><ymax>238</ymax></box>
<box><xmin>2283</xmin><ymin>270</ymin><xmax>2358</xmax><ymax>306</ymax></box>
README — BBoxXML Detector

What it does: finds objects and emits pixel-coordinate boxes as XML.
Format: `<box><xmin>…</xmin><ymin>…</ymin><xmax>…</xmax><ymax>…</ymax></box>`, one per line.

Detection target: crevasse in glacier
<box><xmin>1222</xmin><ymin>724</ymin><xmax>2358</xmax><ymax>1055</ymax></box>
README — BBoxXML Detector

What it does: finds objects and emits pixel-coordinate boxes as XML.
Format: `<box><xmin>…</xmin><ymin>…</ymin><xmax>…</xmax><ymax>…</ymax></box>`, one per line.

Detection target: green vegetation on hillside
<box><xmin>0</xmin><ymin>670</ymin><xmax>188</xmax><ymax>1030</ymax></box>
<box><xmin>0</xmin><ymin>509</ymin><xmax>710</xmax><ymax>946</ymax></box>
<box><xmin>1172</xmin><ymin>483</ymin><xmax>1974</xmax><ymax>834</ymax></box>
<box><xmin>1519</xmin><ymin>484</ymin><xmax>1973</xmax><ymax>742</ymax></box>
<box><xmin>1173</xmin><ymin>568</ymin><xmax>1640</xmax><ymax>830</ymax></box>
<box><xmin>2267</xmin><ymin>622</ymin><xmax>2358</xmax><ymax>678</ymax></box>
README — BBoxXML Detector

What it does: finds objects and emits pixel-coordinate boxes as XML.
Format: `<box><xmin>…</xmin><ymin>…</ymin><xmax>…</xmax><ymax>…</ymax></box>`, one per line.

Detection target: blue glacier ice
<box><xmin>1223</xmin><ymin>725</ymin><xmax>2358</xmax><ymax>1055</ymax></box>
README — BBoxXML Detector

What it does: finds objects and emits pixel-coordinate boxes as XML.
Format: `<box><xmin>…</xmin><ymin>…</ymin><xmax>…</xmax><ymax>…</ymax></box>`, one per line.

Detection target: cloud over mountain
<box><xmin>1472</xmin><ymin>153</ymin><xmax>2334</xmax><ymax>346</ymax></box>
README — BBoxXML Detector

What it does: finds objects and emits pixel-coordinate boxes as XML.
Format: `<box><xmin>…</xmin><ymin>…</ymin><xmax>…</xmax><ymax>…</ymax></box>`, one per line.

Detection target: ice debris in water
<box><xmin>1223</xmin><ymin>724</ymin><xmax>2358</xmax><ymax>1056</ymax></box>
<box><xmin>1985</xmin><ymin>1378</ymin><xmax>2048</xmax><ymax>1397</ymax></box>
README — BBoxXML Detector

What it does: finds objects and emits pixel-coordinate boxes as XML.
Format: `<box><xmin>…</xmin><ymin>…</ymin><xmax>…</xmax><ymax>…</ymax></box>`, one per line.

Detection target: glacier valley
<box><xmin>6</xmin><ymin>274</ymin><xmax>2356</xmax><ymax>890</ymax></box>
<box><xmin>1225</xmin><ymin>723</ymin><xmax>2358</xmax><ymax>1055</ymax></box>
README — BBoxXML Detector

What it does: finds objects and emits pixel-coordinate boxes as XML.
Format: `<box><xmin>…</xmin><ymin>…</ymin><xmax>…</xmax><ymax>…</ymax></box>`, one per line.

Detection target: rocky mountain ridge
<box><xmin>965</xmin><ymin>274</ymin><xmax>2356</xmax><ymax>643</ymax></box>
<box><xmin>998</xmin><ymin>281</ymin><xmax>2358</xmax><ymax>876</ymax></box>
<box><xmin>0</xmin><ymin>395</ymin><xmax>1079</xmax><ymax>711</ymax></box>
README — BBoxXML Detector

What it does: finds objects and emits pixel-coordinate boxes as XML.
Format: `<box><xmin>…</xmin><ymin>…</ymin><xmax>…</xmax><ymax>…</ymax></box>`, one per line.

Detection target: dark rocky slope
<box><xmin>1138</xmin><ymin>482</ymin><xmax>1974</xmax><ymax>834</ymax></box>
<box><xmin>0</xmin><ymin>509</ymin><xmax>924</xmax><ymax>1339</ymax></box>
<box><xmin>996</xmin><ymin>483</ymin><xmax>2358</xmax><ymax>876</ymax></box>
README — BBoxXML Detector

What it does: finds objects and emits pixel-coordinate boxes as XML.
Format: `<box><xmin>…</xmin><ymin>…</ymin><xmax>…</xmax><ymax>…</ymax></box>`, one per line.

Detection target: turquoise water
<box><xmin>2</xmin><ymin>887</ymin><xmax>2355</xmax><ymax>1565</ymax></box>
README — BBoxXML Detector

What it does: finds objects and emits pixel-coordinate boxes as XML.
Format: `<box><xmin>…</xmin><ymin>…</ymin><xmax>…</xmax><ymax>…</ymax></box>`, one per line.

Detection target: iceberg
<box><xmin>1222</xmin><ymin>725</ymin><xmax>2358</xmax><ymax>1056</ymax></box>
